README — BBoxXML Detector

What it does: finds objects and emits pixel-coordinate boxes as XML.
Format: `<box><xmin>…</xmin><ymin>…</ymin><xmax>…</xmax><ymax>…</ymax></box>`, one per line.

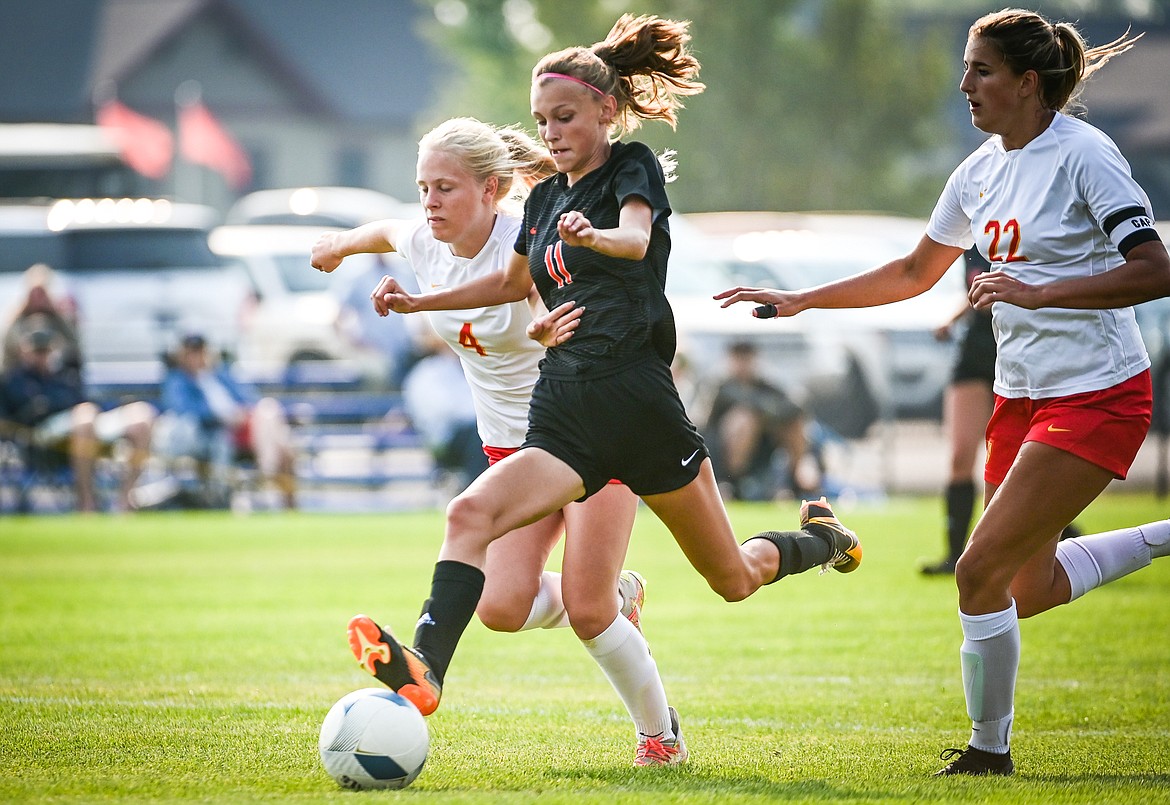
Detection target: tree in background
<box><xmin>415</xmin><ymin>0</ymin><xmax>955</xmax><ymax>215</ymax></box>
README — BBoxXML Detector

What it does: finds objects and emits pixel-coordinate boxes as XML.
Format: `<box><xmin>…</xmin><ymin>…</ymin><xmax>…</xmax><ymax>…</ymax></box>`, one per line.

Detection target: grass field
<box><xmin>2</xmin><ymin>492</ymin><xmax>1168</xmax><ymax>803</ymax></box>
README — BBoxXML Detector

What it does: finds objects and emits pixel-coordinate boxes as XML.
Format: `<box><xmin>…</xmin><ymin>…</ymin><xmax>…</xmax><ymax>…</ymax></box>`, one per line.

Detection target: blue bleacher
<box><xmin>84</xmin><ymin>360</ymin><xmax>433</xmax><ymax>491</ymax></box>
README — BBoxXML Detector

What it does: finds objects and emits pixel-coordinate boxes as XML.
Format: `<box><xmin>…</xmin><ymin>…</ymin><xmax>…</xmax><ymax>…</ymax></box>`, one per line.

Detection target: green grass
<box><xmin>1</xmin><ymin>494</ymin><xmax>1168</xmax><ymax>803</ymax></box>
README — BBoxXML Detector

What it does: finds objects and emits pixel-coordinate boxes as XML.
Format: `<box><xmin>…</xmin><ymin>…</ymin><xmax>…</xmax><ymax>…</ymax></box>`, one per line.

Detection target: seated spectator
<box><xmin>401</xmin><ymin>334</ymin><xmax>487</xmax><ymax>494</ymax></box>
<box><xmin>0</xmin><ymin>328</ymin><xmax>154</xmax><ymax>512</ymax></box>
<box><xmin>155</xmin><ymin>333</ymin><xmax>297</xmax><ymax>509</ymax></box>
<box><xmin>704</xmin><ymin>340</ymin><xmax>819</xmax><ymax>501</ymax></box>
<box><xmin>2</xmin><ymin>263</ymin><xmax>81</xmax><ymax>377</ymax></box>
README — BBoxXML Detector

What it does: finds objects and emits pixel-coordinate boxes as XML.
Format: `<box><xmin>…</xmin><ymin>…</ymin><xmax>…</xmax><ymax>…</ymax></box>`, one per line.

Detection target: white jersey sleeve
<box><xmin>396</xmin><ymin>215</ymin><xmax>542</xmax><ymax>448</ymax></box>
<box><xmin>1065</xmin><ymin>126</ymin><xmax>1160</xmax><ymax>258</ymax></box>
<box><xmin>926</xmin><ymin>155</ymin><xmax>981</xmax><ymax>251</ymax></box>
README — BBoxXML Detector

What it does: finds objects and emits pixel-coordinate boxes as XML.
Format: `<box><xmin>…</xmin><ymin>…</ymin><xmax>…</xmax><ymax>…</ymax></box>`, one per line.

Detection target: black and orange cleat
<box><xmin>800</xmin><ymin>496</ymin><xmax>863</xmax><ymax>573</ymax></box>
<box><xmin>347</xmin><ymin>614</ymin><xmax>442</xmax><ymax>716</ymax></box>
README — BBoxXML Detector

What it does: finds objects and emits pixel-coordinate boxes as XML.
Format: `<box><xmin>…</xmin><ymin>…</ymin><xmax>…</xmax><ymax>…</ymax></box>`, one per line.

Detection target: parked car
<box><xmin>674</xmin><ymin>212</ymin><xmax>967</xmax><ymax>437</ymax></box>
<box><xmin>666</xmin><ymin>215</ymin><xmax>860</xmax><ymax>433</ymax></box>
<box><xmin>0</xmin><ymin>197</ymin><xmax>251</xmax><ymax>376</ymax></box>
<box><xmin>209</xmin><ymin>224</ymin><xmax>415</xmax><ymax>388</ymax></box>
<box><xmin>225</xmin><ymin>186</ymin><xmax>417</xmax><ymax>228</ymax></box>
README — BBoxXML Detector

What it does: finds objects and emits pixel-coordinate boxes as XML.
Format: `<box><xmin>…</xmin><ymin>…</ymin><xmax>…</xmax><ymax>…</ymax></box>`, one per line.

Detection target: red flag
<box><xmin>179</xmin><ymin>100</ymin><xmax>252</xmax><ymax>190</ymax></box>
<box><xmin>95</xmin><ymin>99</ymin><xmax>174</xmax><ymax>179</ymax></box>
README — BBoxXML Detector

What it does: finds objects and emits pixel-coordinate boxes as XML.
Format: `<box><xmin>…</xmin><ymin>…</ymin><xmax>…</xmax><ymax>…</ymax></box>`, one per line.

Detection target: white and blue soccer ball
<box><xmin>319</xmin><ymin>688</ymin><xmax>429</xmax><ymax>790</ymax></box>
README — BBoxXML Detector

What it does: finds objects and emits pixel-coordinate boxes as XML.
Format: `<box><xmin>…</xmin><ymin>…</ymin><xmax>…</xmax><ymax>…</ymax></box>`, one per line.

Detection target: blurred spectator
<box><xmin>704</xmin><ymin>340</ymin><xmax>818</xmax><ymax>501</ymax></box>
<box><xmin>0</xmin><ymin>327</ymin><xmax>154</xmax><ymax>512</ymax></box>
<box><xmin>2</xmin><ymin>264</ymin><xmax>81</xmax><ymax>376</ymax></box>
<box><xmin>155</xmin><ymin>333</ymin><xmax>297</xmax><ymax>509</ymax></box>
<box><xmin>337</xmin><ymin>254</ymin><xmax>423</xmax><ymax>388</ymax></box>
<box><xmin>670</xmin><ymin>349</ymin><xmax>710</xmax><ymax>422</ymax></box>
<box><xmin>401</xmin><ymin>333</ymin><xmax>487</xmax><ymax>494</ymax></box>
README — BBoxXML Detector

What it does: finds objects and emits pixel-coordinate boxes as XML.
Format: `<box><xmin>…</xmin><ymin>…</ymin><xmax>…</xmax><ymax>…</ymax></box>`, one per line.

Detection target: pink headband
<box><xmin>539</xmin><ymin>72</ymin><xmax>605</xmax><ymax>96</ymax></box>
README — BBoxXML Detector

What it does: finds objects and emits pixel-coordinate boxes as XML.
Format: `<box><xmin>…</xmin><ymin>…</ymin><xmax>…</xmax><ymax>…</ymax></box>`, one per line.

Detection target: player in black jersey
<box><xmin>351</xmin><ymin>15</ymin><xmax>862</xmax><ymax>747</ymax></box>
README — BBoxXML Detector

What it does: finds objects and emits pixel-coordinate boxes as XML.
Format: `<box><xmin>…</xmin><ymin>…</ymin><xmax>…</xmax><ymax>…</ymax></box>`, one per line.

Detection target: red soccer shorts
<box><xmin>984</xmin><ymin>370</ymin><xmax>1151</xmax><ymax>486</ymax></box>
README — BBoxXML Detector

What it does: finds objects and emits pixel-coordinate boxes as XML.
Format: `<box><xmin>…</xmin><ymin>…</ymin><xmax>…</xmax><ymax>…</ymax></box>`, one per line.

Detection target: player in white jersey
<box><xmin>716</xmin><ymin>9</ymin><xmax>1170</xmax><ymax>776</ymax></box>
<box><xmin>311</xmin><ymin>117</ymin><xmax>686</xmax><ymax>766</ymax></box>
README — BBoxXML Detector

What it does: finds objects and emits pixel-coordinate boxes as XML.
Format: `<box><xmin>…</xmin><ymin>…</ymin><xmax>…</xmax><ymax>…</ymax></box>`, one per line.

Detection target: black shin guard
<box><xmin>748</xmin><ymin>530</ymin><xmax>832</xmax><ymax>583</ymax></box>
<box><xmin>412</xmin><ymin>560</ymin><xmax>485</xmax><ymax>685</ymax></box>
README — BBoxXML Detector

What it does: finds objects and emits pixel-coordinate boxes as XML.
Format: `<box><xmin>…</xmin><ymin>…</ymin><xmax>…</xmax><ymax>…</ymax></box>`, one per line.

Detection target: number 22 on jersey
<box><xmin>984</xmin><ymin>219</ymin><xmax>1029</xmax><ymax>263</ymax></box>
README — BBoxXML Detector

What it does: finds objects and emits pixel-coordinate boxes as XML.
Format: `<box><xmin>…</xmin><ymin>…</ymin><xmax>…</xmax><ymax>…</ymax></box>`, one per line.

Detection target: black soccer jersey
<box><xmin>515</xmin><ymin>140</ymin><xmax>676</xmax><ymax>378</ymax></box>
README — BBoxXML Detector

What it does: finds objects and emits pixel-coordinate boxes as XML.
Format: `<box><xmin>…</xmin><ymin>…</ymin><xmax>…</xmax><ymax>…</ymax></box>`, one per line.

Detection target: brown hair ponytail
<box><xmin>533</xmin><ymin>14</ymin><xmax>704</xmax><ymax>136</ymax></box>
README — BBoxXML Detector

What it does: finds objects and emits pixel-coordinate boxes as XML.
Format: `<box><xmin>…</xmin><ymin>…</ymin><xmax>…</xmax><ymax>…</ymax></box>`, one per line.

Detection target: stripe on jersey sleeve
<box><xmin>1102</xmin><ymin>205</ymin><xmax>1161</xmax><ymax>257</ymax></box>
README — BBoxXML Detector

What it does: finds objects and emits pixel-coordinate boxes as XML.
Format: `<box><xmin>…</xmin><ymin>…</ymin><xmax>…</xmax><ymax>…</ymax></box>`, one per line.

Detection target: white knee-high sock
<box><xmin>959</xmin><ymin>602</ymin><xmax>1018</xmax><ymax>754</ymax></box>
<box><xmin>519</xmin><ymin>571</ymin><xmax>569</xmax><ymax>630</ymax></box>
<box><xmin>581</xmin><ymin>615</ymin><xmax>671</xmax><ymax>739</ymax></box>
<box><xmin>1056</xmin><ymin>520</ymin><xmax>1170</xmax><ymax>601</ymax></box>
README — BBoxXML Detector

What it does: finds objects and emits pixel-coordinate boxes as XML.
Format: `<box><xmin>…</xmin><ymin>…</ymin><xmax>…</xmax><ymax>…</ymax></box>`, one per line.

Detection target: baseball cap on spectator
<box><xmin>24</xmin><ymin>328</ymin><xmax>57</xmax><ymax>352</ymax></box>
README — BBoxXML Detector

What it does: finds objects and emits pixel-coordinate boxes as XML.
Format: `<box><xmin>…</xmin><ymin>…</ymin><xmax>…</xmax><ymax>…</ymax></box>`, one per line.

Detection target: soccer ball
<box><xmin>319</xmin><ymin>688</ymin><xmax>429</xmax><ymax>790</ymax></box>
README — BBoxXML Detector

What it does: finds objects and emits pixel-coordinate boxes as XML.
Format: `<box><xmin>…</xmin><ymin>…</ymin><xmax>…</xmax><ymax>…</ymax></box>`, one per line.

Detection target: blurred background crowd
<box><xmin>1</xmin><ymin>0</ymin><xmax>1169</xmax><ymax>514</ymax></box>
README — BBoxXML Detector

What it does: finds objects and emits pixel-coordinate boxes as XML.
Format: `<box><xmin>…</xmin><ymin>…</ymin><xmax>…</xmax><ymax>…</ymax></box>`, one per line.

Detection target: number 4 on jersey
<box><xmin>458</xmin><ymin>322</ymin><xmax>486</xmax><ymax>356</ymax></box>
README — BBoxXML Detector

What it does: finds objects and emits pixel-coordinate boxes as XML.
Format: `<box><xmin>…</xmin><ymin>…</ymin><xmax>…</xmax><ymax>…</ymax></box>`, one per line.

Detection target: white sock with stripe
<box><xmin>959</xmin><ymin>602</ymin><xmax>1018</xmax><ymax>754</ymax></box>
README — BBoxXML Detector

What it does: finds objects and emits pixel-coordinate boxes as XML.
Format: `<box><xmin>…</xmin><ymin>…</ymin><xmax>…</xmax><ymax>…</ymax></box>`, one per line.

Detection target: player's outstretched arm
<box><xmin>372</xmin><ymin>250</ymin><xmax>534</xmax><ymax>316</ymax></box>
<box><xmin>715</xmin><ymin>235</ymin><xmax>964</xmax><ymax>316</ymax></box>
<box><xmin>311</xmin><ymin>220</ymin><xmax>405</xmax><ymax>274</ymax></box>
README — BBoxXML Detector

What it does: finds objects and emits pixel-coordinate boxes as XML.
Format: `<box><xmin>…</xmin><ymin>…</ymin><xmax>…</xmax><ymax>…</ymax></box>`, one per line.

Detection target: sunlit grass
<box><xmin>1</xmin><ymin>494</ymin><xmax>1168</xmax><ymax>803</ymax></box>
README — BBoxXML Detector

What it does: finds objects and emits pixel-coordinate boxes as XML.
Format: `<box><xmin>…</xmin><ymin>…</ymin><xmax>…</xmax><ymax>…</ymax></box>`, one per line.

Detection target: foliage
<box><xmin>413</xmin><ymin>0</ymin><xmax>957</xmax><ymax>215</ymax></box>
<box><xmin>2</xmin><ymin>494</ymin><xmax>1169</xmax><ymax>802</ymax></box>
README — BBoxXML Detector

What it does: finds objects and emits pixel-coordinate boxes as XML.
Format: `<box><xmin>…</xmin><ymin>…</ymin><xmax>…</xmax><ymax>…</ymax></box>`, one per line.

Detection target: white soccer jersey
<box><xmin>927</xmin><ymin>112</ymin><xmax>1155</xmax><ymax>398</ymax></box>
<box><xmin>395</xmin><ymin>214</ymin><xmax>542</xmax><ymax>448</ymax></box>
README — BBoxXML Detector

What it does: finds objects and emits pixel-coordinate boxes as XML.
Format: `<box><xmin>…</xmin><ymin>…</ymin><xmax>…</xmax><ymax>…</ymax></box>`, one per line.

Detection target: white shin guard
<box><xmin>959</xmin><ymin>602</ymin><xmax>1019</xmax><ymax>753</ymax></box>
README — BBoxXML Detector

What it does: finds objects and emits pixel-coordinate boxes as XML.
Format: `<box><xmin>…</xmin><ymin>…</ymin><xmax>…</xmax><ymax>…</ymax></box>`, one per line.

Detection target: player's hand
<box><xmin>527</xmin><ymin>301</ymin><xmax>583</xmax><ymax>347</ymax></box>
<box><xmin>713</xmin><ymin>286</ymin><xmax>805</xmax><ymax>318</ymax></box>
<box><xmin>970</xmin><ymin>270</ymin><xmax>1038</xmax><ymax>310</ymax></box>
<box><xmin>556</xmin><ymin>211</ymin><xmax>597</xmax><ymax>248</ymax></box>
<box><xmin>310</xmin><ymin>232</ymin><xmax>344</xmax><ymax>273</ymax></box>
<box><xmin>370</xmin><ymin>275</ymin><xmax>417</xmax><ymax>316</ymax></box>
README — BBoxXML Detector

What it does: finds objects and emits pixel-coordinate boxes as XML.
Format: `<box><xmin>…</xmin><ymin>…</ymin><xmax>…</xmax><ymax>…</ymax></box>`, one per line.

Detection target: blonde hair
<box><xmin>418</xmin><ymin>117</ymin><xmax>556</xmax><ymax>210</ymax></box>
<box><xmin>970</xmin><ymin>8</ymin><xmax>1141</xmax><ymax>112</ymax></box>
<box><xmin>533</xmin><ymin>14</ymin><xmax>704</xmax><ymax>137</ymax></box>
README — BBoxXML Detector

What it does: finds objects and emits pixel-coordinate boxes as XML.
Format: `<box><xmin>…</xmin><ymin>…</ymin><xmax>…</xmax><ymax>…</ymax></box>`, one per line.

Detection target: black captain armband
<box><xmin>1103</xmin><ymin>206</ymin><xmax>1161</xmax><ymax>258</ymax></box>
